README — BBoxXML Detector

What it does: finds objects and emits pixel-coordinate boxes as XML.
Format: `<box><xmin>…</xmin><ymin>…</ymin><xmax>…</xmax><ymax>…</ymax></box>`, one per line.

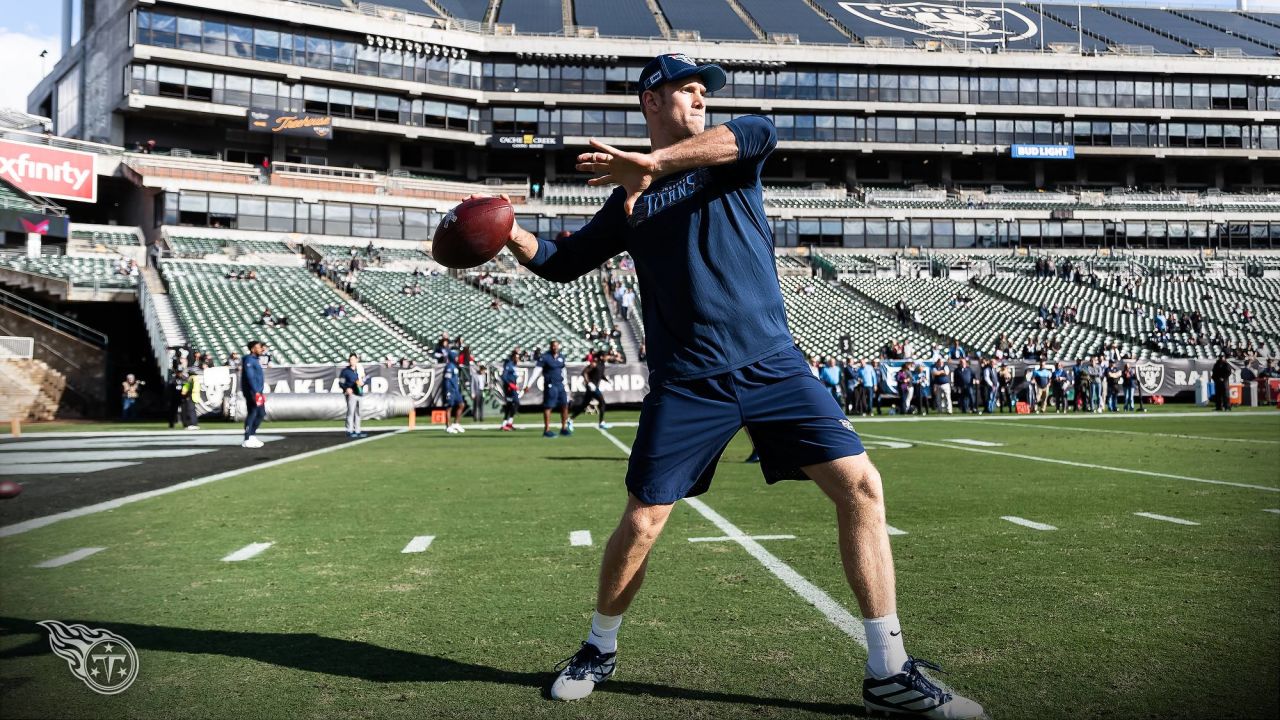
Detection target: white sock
<box><xmin>586</xmin><ymin>612</ymin><xmax>622</xmax><ymax>654</ymax></box>
<box><xmin>863</xmin><ymin>614</ymin><xmax>910</xmax><ymax>679</ymax></box>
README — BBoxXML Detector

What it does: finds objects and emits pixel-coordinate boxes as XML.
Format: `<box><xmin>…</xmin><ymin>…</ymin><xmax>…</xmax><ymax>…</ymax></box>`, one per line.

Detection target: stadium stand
<box><xmin>735</xmin><ymin>0</ymin><xmax>849</xmax><ymax>43</ymax></box>
<box><xmin>354</xmin><ymin>271</ymin><xmax>597</xmax><ymax>362</ymax></box>
<box><xmin>0</xmin><ymin>255</ymin><xmax>139</xmax><ymax>289</ymax></box>
<box><xmin>497</xmin><ymin>0</ymin><xmax>563</xmax><ymax>34</ymax></box>
<box><xmin>573</xmin><ymin>0</ymin><xmax>663</xmax><ymax>37</ymax></box>
<box><xmin>162</xmin><ymin>261</ymin><xmax>424</xmax><ymax>365</ymax></box>
<box><xmin>782</xmin><ymin>276</ymin><xmax>936</xmax><ymax>360</ymax></box>
<box><xmin>1047</xmin><ymin>4</ymin><xmax>1190</xmax><ymax>54</ymax></box>
<box><xmin>655</xmin><ymin>0</ymin><xmax>758</xmax><ymax>41</ymax></box>
<box><xmin>1108</xmin><ymin>8</ymin><xmax>1277</xmax><ymax>56</ymax></box>
<box><xmin>72</xmin><ymin>229</ymin><xmax>141</xmax><ymax>248</ymax></box>
<box><xmin>481</xmin><ymin>274</ymin><xmax>619</xmax><ymax>349</ymax></box>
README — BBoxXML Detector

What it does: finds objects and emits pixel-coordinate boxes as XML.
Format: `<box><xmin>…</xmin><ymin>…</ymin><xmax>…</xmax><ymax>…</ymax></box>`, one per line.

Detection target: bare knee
<box><xmin>614</xmin><ymin>501</ymin><xmax>671</xmax><ymax>549</ymax></box>
<box><xmin>812</xmin><ymin>455</ymin><xmax>885</xmax><ymax>511</ymax></box>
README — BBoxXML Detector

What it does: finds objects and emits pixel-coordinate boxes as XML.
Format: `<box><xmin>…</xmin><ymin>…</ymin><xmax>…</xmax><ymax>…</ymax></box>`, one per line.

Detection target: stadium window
<box><xmin>1230</xmin><ymin>83</ymin><xmax>1247</xmax><ymax>110</ymax></box>
<box><xmin>994</xmin><ymin>119</ymin><xmax>1013</xmax><ymax>145</ymax></box>
<box><xmin>560</xmin><ymin>108</ymin><xmax>582</xmax><ymax>136</ymax></box>
<box><xmin>1096</xmin><ymin>79</ymin><xmax>1115</xmax><ymax>109</ymax></box>
<box><xmin>900</xmin><ymin>74</ymin><xmax>919</xmax><ymax>103</ymax></box>
<box><xmin>1071</xmin><ymin>121</ymin><xmax>1091</xmax><ymax>146</ymax></box>
<box><xmin>796</xmin><ymin>72</ymin><xmax>818</xmax><ymax>101</ymax></box>
<box><xmin>351</xmin><ymin>92</ymin><xmax>375</xmax><ymax>121</ymax></box>
<box><xmin>228</xmin><ymin>24</ymin><xmax>253</xmax><ymax>59</ymax></box>
<box><xmin>842</xmin><ymin>219</ymin><xmax>864</xmax><ymax>248</ymax></box>
<box><xmin>178</xmin><ymin>192</ymin><xmax>209</xmax><ymax>226</ymax></box>
<box><xmin>1172</xmin><ymin>81</ymin><xmax>1190</xmax><ymax>110</ymax></box>
<box><xmin>422</xmin><ymin>98</ymin><xmax>448</xmax><ymax>128</ymax></box>
<box><xmin>405</xmin><ymin>209</ymin><xmax>430</xmax><ymax>240</ymax></box>
<box><xmin>919</xmin><ymin>74</ymin><xmax>939</xmax><ymax>104</ymax></box>
<box><xmin>450</xmin><ymin>59</ymin><xmax>476</xmax><ymax>89</ymax></box>
<box><xmin>977</xmin><ymin>75</ymin><xmax>998</xmax><ymax>105</ymax></box>
<box><xmin>1018</xmin><ymin>77</ymin><xmax>1036</xmax><ymax>105</ymax></box>
<box><xmin>237</xmin><ymin>196</ymin><xmax>265</xmax><ymax>231</ymax></box>
<box><xmin>331</xmin><ymin>88</ymin><xmax>354</xmax><ymax>117</ymax></box>
<box><xmin>187</xmin><ymin>69</ymin><xmax>213</xmax><ymax>102</ymax></box>
<box><xmin>836</xmin><ymin>116</ymin><xmax>856</xmax><ymax>142</ymax></box>
<box><xmin>1115</xmin><ymin>79</ymin><xmax>1134</xmax><ymax>108</ymax></box>
<box><xmin>303</xmin><ymin>85</ymin><xmax>328</xmax><ymax>114</ymax></box>
<box><xmin>377</xmin><ymin>95</ymin><xmax>399</xmax><ymax>123</ymax></box>
<box><xmin>267</xmin><ymin>198</ymin><xmax>294</xmax><ymax>233</ymax></box>
<box><xmin>879</xmin><ymin>73</ymin><xmax>899</xmax><ymax>103</ymax></box>
<box><xmin>937</xmin><ymin>118</ymin><xmax>957</xmax><ymax>144</ymax></box>
<box><xmin>1191</xmin><ymin>82</ymin><xmax>1210</xmax><ymax>110</ymax></box>
<box><xmin>865</xmin><ymin>219</ymin><xmax>888</xmax><ymax>247</ymax></box>
<box><xmin>1037</xmin><ymin>77</ymin><xmax>1055</xmax><ymax>106</ymax></box>
<box><xmin>998</xmin><ymin>76</ymin><xmax>1017</xmax><ymax>105</ymax></box>
<box><xmin>254</xmin><ymin>29</ymin><xmax>280</xmax><ymax>63</ymax></box>
<box><xmin>1034</xmin><ymin>120</ymin><xmax>1053</xmax><ymax>144</ymax></box>
<box><xmin>356</xmin><ymin>44</ymin><xmax>379</xmax><ymax>77</ymax></box>
<box><xmin>350</xmin><ymin>204</ymin><xmax>376</xmax><ymax>238</ymax></box>
<box><xmin>161</xmin><ymin>193</ymin><xmax>179</xmax><ymax>225</ymax></box>
<box><xmin>378</xmin><ymin>207</ymin><xmax>401</xmax><ymax>239</ymax></box>
<box><xmin>398</xmin><ymin>98</ymin><xmax>413</xmax><ymax>126</ymax></box>
<box><xmin>976</xmin><ymin>220</ymin><xmax>997</xmax><ymax>248</ymax></box>
<box><xmin>584</xmin><ymin>67</ymin><xmax>605</xmax><ymax>94</ymax></box>
<box><xmin>605</xmin><ymin>66</ymin><xmax>630</xmax><ymax>95</ymax></box>
<box><xmin>838</xmin><ymin>73</ymin><xmax>858</xmax><ymax>102</ymax></box>
<box><xmin>1262</xmin><ymin>125</ymin><xmax>1278</xmax><ymax>151</ymax></box>
<box><xmin>909</xmin><ymin>219</ymin><xmax>930</xmax><ymax>247</ymax></box>
<box><xmin>895</xmin><ymin>117</ymin><xmax>915</xmax><ymax>143</ymax></box>
<box><xmin>1014</xmin><ymin>120</ymin><xmax>1032</xmax><ymax>145</ymax></box>
<box><xmin>1111</xmin><ymin>122</ymin><xmax>1129</xmax><ymax>148</ymax></box>
<box><xmin>148</xmin><ymin>11</ymin><xmax>177</xmax><ymax>48</ymax></box>
<box><xmin>252</xmin><ymin>78</ymin><xmax>280</xmax><ymax>108</ymax></box>
<box><xmin>818</xmin><ymin>73</ymin><xmax>837</xmax><ymax>101</ymax></box>
<box><xmin>177</xmin><ymin>17</ymin><xmax>201</xmax><ymax>52</ymax></box>
<box><xmin>302</xmin><ymin>36</ymin><xmax>328</xmax><ymax>71</ymax></box>
<box><xmin>1186</xmin><ymin>123</ymin><xmax>1206</xmax><ymax>148</ymax></box>
<box><xmin>1134</xmin><ymin>80</ymin><xmax>1153</xmax><ymax>109</ymax></box>
<box><xmin>1077</xmin><ymin>77</ymin><xmax>1096</xmax><ymax>107</ymax></box>
<box><xmin>776</xmin><ymin>71</ymin><xmax>797</xmax><ymax>100</ymax></box>
<box><xmin>606</xmin><ymin>110</ymin><xmax>627</xmax><ymax>137</ymax></box>
<box><xmin>324</xmin><ymin>203</ymin><xmax>351</xmax><ymax>235</ymax></box>
<box><xmin>561</xmin><ymin>65</ymin><xmax>583</xmax><ymax>94</ymax></box>
<box><xmin>940</xmin><ymin>74</ymin><xmax>960</xmax><ymax>104</ymax></box>
<box><xmin>816</xmin><ymin>115</ymin><xmax>835</xmax><ymax>142</ymax></box>
<box><xmin>1091</xmin><ymin>122</ymin><xmax>1111</xmax><ymax>147</ymax></box>
<box><xmin>203</xmin><ymin>21</ymin><xmax>227</xmax><ymax>55</ymax></box>
<box><xmin>321</xmin><ymin>39</ymin><xmax>350</xmax><ymax>74</ymax></box>
<box><xmin>376</xmin><ymin>49</ymin><xmax>402</xmax><ymax>81</ymax></box>
<box><xmin>157</xmin><ymin>66</ymin><xmax>185</xmax><ymax>99</ymax></box>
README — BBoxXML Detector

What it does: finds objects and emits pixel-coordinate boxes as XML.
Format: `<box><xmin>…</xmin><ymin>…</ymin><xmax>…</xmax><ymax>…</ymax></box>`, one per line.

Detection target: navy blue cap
<box><xmin>637</xmin><ymin>53</ymin><xmax>727</xmax><ymax>98</ymax></box>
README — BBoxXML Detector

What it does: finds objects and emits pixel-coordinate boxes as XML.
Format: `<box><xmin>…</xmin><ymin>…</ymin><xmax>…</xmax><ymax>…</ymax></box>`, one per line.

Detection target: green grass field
<box><xmin>1</xmin><ymin>409</ymin><xmax>1278</xmax><ymax>720</ymax></box>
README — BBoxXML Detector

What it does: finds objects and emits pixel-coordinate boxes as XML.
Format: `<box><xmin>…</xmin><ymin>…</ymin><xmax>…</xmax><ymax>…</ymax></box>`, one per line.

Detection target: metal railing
<box><xmin>0</xmin><ymin>288</ymin><xmax>108</xmax><ymax>348</ymax></box>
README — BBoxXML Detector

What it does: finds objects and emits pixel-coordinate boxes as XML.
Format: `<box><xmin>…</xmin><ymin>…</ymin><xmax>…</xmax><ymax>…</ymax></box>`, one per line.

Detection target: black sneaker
<box><xmin>549</xmin><ymin>642</ymin><xmax>616</xmax><ymax>701</ymax></box>
<box><xmin>863</xmin><ymin>657</ymin><xmax>987</xmax><ymax>718</ymax></box>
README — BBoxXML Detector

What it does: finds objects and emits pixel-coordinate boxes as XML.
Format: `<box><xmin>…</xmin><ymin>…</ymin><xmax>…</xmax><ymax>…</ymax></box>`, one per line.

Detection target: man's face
<box><xmin>349</xmin><ymin>355</ymin><xmax>359</xmax><ymax>368</ymax></box>
<box><xmin>550</xmin><ymin>341</ymin><xmax>561</xmax><ymax>355</ymax></box>
<box><xmin>643</xmin><ymin>79</ymin><xmax>707</xmax><ymax>140</ymax></box>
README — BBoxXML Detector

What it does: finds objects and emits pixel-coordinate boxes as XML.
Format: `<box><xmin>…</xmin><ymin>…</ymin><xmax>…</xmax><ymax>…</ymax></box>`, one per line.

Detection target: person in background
<box><xmin>858</xmin><ymin>358</ymin><xmax>876</xmax><ymax>417</ymax></box>
<box><xmin>1211</xmin><ymin>353</ymin><xmax>1233</xmax><ymax>412</ymax></box>
<box><xmin>121</xmin><ymin>374</ymin><xmax>144</xmax><ymax>420</ymax></box>
<box><xmin>1105</xmin><ymin>360</ymin><xmax>1123</xmax><ymax>412</ymax></box>
<box><xmin>954</xmin><ymin>358</ymin><xmax>976</xmax><ymax>414</ymax></box>
<box><xmin>1051</xmin><ymin>361</ymin><xmax>1071</xmax><ymax>413</ymax></box>
<box><xmin>895</xmin><ymin>362</ymin><xmax>913</xmax><ymax>415</ymax></box>
<box><xmin>180</xmin><ymin>367</ymin><xmax>201</xmax><ymax>430</ymax></box>
<box><xmin>981</xmin><ymin>359</ymin><xmax>998</xmax><ymax>414</ymax></box>
<box><xmin>1121</xmin><ymin>362</ymin><xmax>1137</xmax><ymax>412</ymax></box>
<box><xmin>913</xmin><ymin>362</ymin><xmax>931</xmax><ymax>416</ymax></box>
<box><xmin>1087</xmin><ymin>356</ymin><xmax>1105</xmax><ymax>414</ymax></box>
<box><xmin>241</xmin><ymin>340</ymin><xmax>268</xmax><ymax>448</ymax></box>
<box><xmin>932</xmin><ymin>358</ymin><xmax>953</xmax><ymax>414</ymax></box>
<box><xmin>443</xmin><ymin>348</ymin><xmax>467</xmax><ymax>434</ymax></box>
<box><xmin>998</xmin><ymin>362</ymin><xmax>1015</xmax><ymax>413</ymax></box>
<box><xmin>572</xmin><ymin>355</ymin><xmax>612</xmax><ymax>430</ymax></box>
<box><xmin>842</xmin><ymin>357</ymin><xmax>860</xmax><ymax>415</ymax></box>
<box><xmin>1032</xmin><ymin>361</ymin><xmax>1053</xmax><ymax>413</ymax></box>
<box><xmin>339</xmin><ymin>353</ymin><xmax>368</xmax><ymax>439</ymax></box>
<box><xmin>470</xmin><ymin>364</ymin><xmax>488</xmax><ymax>423</ymax></box>
<box><xmin>526</xmin><ymin>339</ymin><xmax>571</xmax><ymax>438</ymax></box>
<box><xmin>501</xmin><ymin>351</ymin><xmax>521</xmax><ymax>431</ymax></box>
<box><xmin>820</xmin><ymin>357</ymin><xmax>843</xmax><ymax>406</ymax></box>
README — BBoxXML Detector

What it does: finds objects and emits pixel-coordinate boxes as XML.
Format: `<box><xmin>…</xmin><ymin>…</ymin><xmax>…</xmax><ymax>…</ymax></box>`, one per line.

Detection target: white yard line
<box><xmin>1264</xmin><ymin>509</ymin><xmax>1280</xmax><ymax>515</ymax></box>
<box><xmin>0</xmin><ymin>429</ymin><xmax>409</xmax><ymax>538</ymax></box>
<box><xmin>34</xmin><ymin>547</ymin><xmax>106</xmax><ymax>568</ymax></box>
<box><xmin>961</xmin><ymin>419</ymin><xmax>1280</xmax><ymax>445</ymax></box>
<box><xmin>860</xmin><ymin>432</ymin><xmax>1280</xmax><ymax>494</ymax></box>
<box><xmin>942</xmin><ymin>439</ymin><xmax>1004</xmax><ymax>447</ymax></box>
<box><xmin>569</xmin><ymin>530</ymin><xmax>593</xmax><ymax>547</ymax></box>
<box><xmin>1001</xmin><ymin>516</ymin><xmax>1058</xmax><ymax>531</ymax></box>
<box><xmin>688</xmin><ymin>534</ymin><xmax>796</xmax><ymax>543</ymax></box>
<box><xmin>1134</xmin><ymin>512</ymin><xmax>1200</xmax><ymax>526</ymax></box>
<box><xmin>886</xmin><ymin>525</ymin><xmax>909</xmax><ymax>536</ymax></box>
<box><xmin>221</xmin><ymin>542</ymin><xmax>273</xmax><ymax>562</ymax></box>
<box><xmin>401</xmin><ymin>535</ymin><xmax>435</xmax><ymax>553</ymax></box>
<box><xmin>599</xmin><ymin>428</ymin><xmax>868</xmax><ymax>647</ymax></box>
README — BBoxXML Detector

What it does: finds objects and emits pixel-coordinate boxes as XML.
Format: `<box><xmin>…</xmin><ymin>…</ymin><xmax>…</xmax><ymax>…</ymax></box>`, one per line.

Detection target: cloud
<box><xmin>0</xmin><ymin>27</ymin><xmax>60</xmax><ymax>115</ymax></box>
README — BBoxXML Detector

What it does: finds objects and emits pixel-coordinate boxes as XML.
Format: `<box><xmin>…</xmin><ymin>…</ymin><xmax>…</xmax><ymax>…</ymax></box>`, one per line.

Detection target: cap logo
<box><xmin>668</xmin><ymin>53</ymin><xmax>695</xmax><ymax>65</ymax></box>
<box><xmin>645</xmin><ymin>71</ymin><xmax>663</xmax><ymax>88</ymax></box>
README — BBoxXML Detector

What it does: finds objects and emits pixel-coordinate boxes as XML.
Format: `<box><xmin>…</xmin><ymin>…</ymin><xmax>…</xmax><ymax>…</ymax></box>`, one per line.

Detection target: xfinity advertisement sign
<box><xmin>0</xmin><ymin>139</ymin><xmax>98</xmax><ymax>203</ymax></box>
<box><xmin>1011</xmin><ymin>144</ymin><xmax>1075</xmax><ymax>160</ymax></box>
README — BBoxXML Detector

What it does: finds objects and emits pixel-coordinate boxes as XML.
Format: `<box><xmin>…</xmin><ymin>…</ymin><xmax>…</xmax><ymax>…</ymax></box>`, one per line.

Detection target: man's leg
<box><xmin>543</xmin><ymin>408</ymin><xmax>552</xmax><ymax>432</ymax></box>
<box><xmin>596</xmin><ymin>493</ymin><xmax>676</xmax><ymax>618</ymax></box>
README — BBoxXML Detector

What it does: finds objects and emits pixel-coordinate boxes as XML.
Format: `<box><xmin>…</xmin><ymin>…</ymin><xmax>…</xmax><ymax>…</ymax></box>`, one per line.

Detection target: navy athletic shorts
<box><xmin>626</xmin><ymin>346</ymin><xmax>866</xmax><ymax>505</ymax></box>
<box><xmin>543</xmin><ymin>382</ymin><xmax>568</xmax><ymax>409</ymax></box>
<box><xmin>443</xmin><ymin>381</ymin><xmax>463</xmax><ymax>407</ymax></box>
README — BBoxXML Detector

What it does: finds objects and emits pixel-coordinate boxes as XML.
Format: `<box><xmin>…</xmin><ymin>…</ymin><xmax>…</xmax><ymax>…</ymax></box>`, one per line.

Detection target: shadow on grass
<box><xmin>0</xmin><ymin>617</ymin><xmax>863</xmax><ymax>716</ymax></box>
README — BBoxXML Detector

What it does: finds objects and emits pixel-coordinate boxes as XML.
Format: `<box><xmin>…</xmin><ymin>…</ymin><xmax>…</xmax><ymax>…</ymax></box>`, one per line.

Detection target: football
<box><xmin>0</xmin><ymin>480</ymin><xmax>22</xmax><ymax>499</ymax></box>
<box><xmin>430</xmin><ymin>196</ymin><xmax>515</xmax><ymax>269</ymax></box>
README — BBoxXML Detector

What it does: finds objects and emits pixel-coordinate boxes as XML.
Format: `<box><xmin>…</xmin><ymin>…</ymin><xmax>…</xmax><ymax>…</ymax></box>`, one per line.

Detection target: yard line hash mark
<box><xmin>222</xmin><ymin>542</ymin><xmax>274</xmax><ymax>562</ymax></box>
<box><xmin>35</xmin><ymin>547</ymin><xmax>106</xmax><ymax>568</ymax></box>
<box><xmin>569</xmin><ymin>530</ymin><xmax>593</xmax><ymax>546</ymax></box>
<box><xmin>401</xmin><ymin>535</ymin><xmax>435</xmax><ymax>553</ymax></box>
<box><xmin>688</xmin><ymin>534</ymin><xmax>796</xmax><ymax>543</ymax></box>
<box><xmin>1001</xmin><ymin>516</ymin><xmax>1057</xmax><ymax>531</ymax></box>
<box><xmin>1134</xmin><ymin>512</ymin><xmax>1200</xmax><ymax>526</ymax></box>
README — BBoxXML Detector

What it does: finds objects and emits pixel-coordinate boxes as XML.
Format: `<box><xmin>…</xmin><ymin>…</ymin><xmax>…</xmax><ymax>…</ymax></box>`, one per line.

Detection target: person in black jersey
<box><xmin>571</xmin><ymin>354</ymin><xmax>612</xmax><ymax>429</ymax></box>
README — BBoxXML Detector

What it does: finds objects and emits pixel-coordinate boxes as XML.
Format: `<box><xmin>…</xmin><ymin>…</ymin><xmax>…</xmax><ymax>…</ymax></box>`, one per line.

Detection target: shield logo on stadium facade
<box><xmin>837</xmin><ymin>1</ymin><xmax>1038</xmax><ymax>43</ymax></box>
<box><xmin>398</xmin><ymin>367</ymin><xmax>436</xmax><ymax>404</ymax></box>
<box><xmin>1136</xmin><ymin>362</ymin><xmax>1165</xmax><ymax>396</ymax></box>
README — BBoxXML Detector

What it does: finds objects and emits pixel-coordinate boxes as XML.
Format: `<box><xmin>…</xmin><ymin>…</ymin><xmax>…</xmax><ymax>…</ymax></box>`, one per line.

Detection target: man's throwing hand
<box><xmin>576</xmin><ymin>140</ymin><xmax>658</xmax><ymax>216</ymax></box>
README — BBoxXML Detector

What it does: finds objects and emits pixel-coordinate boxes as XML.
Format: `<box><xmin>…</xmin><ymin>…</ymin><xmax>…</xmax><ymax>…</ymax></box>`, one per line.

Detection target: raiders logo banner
<box><xmin>212</xmin><ymin>362</ymin><xmax>652</xmax><ymax>421</ymax></box>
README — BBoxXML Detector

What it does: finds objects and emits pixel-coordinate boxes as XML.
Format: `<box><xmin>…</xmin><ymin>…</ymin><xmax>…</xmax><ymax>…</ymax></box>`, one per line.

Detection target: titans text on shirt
<box><xmin>523</xmin><ymin>116</ymin><xmax>791</xmax><ymax>385</ymax></box>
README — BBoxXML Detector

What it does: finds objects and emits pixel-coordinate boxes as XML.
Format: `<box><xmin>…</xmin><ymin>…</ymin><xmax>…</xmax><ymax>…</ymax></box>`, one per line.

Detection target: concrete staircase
<box><xmin>723</xmin><ymin>0</ymin><xmax>768</xmax><ymax>41</ymax></box>
<box><xmin>138</xmin><ymin>266</ymin><xmax>188</xmax><ymax>375</ymax></box>
<box><xmin>0</xmin><ymin>358</ymin><xmax>67</xmax><ymax>421</ymax></box>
